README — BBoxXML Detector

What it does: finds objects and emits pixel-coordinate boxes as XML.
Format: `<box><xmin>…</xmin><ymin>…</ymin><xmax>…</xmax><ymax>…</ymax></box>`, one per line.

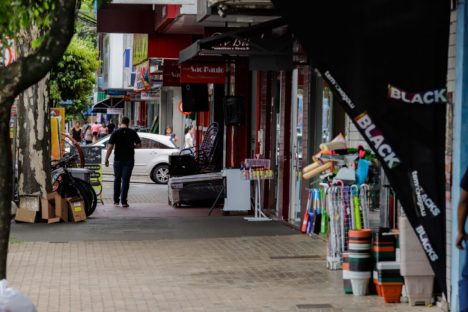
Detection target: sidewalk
<box><xmin>7</xmin><ymin>233</ymin><xmax>430</xmax><ymax>312</ymax></box>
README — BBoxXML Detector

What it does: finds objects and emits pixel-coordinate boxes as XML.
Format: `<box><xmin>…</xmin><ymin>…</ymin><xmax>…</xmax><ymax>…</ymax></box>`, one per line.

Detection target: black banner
<box><xmin>271</xmin><ymin>0</ymin><xmax>450</xmax><ymax>293</ymax></box>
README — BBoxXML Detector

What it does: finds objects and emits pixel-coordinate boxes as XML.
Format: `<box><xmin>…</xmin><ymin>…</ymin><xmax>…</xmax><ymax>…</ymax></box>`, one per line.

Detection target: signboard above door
<box><xmin>180</xmin><ymin>63</ymin><xmax>225</xmax><ymax>84</ymax></box>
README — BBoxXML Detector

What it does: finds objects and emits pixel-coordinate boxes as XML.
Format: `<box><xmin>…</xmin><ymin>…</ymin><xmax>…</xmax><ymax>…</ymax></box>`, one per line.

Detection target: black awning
<box><xmin>179</xmin><ymin>18</ymin><xmax>292</xmax><ymax>64</ymax></box>
<box><xmin>92</xmin><ymin>97</ymin><xmax>124</xmax><ymax>113</ymax></box>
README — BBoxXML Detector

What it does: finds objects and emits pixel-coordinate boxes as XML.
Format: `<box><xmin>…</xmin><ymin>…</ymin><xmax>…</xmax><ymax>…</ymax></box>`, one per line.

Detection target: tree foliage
<box><xmin>0</xmin><ymin>0</ymin><xmax>56</xmax><ymax>51</ymax></box>
<box><xmin>0</xmin><ymin>0</ymin><xmax>79</xmax><ymax>280</ymax></box>
<box><xmin>49</xmin><ymin>38</ymin><xmax>100</xmax><ymax>119</ymax></box>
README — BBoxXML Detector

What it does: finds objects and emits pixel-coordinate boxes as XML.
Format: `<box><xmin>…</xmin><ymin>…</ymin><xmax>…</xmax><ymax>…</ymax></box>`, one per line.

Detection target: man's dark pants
<box><xmin>113</xmin><ymin>160</ymin><xmax>134</xmax><ymax>205</ymax></box>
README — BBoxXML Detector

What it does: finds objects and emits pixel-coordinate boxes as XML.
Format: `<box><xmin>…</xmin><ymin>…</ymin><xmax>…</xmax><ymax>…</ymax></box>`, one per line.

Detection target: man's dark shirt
<box><xmin>462</xmin><ymin>167</ymin><xmax>468</xmax><ymax>191</ymax></box>
<box><xmin>108</xmin><ymin>127</ymin><xmax>141</xmax><ymax>161</ymax></box>
<box><xmin>107</xmin><ymin>123</ymin><xmax>116</xmax><ymax>134</ymax></box>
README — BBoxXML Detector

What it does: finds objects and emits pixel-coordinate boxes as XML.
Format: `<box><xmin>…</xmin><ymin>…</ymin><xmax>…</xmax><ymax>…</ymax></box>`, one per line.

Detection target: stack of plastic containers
<box><xmin>342</xmin><ymin>252</ymin><xmax>352</xmax><ymax>294</ymax></box>
<box><xmin>372</xmin><ymin>227</ymin><xmax>396</xmax><ymax>295</ymax></box>
<box><xmin>372</xmin><ymin>227</ymin><xmax>396</xmax><ymax>263</ymax></box>
<box><xmin>348</xmin><ymin>229</ymin><xmax>372</xmax><ymax>295</ymax></box>
<box><xmin>370</xmin><ymin>227</ymin><xmax>403</xmax><ymax>302</ymax></box>
<box><xmin>399</xmin><ymin>217</ymin><xmax>434</xmax><ymax>306</ymax></box>
<box><xmin>375</xmin><ymin>261</ymin><xmax>404</xmax><ymax>302</ymax></box>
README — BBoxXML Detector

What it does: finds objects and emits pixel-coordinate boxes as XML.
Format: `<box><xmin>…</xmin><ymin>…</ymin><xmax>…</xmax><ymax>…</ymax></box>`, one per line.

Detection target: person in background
<box><xmin>69</xmin><ymin>121</ymin><xmax>83</xmax><ymax>143</ymax></box>
<box><xmin>91</xmin><ymin>121</ymin><xmax>101</xmax><ymax>143</ymax></box>
<box><xmin>99</xmin><ymin>122</ymin><xmax>108</xmax><ymax>138</ymax></box>
<box><xmin>456</xmin><ymin>166</ymin><xmax>468</xmax><ymax>312</ymax></box>
<box><xmin>184</xmin><ymin>125</ymin><xmax>195</xmax><ymax>149</ymax></box>
<box><xmin>165</xmin><ymin>126</ymin><xmax>178</xmax><ymax>145</ymax></box>
<box><xmin>104</xmin><ymin>117</ymin><xmax>141</xmax><ymax>208</ymax></box>
<box><xmin>107</xmin><ymin>119</ymin><xmax>116</xmax><ymax>134</ymax></box>
<box><xmin>84</xmin><ymin>124</ymin><xmax>93</xmax><ymax>145</ymax></box>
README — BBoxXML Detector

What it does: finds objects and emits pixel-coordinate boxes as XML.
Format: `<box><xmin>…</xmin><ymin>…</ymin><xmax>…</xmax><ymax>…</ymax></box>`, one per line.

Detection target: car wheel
<box><xmin>151</xmin><ymin>164</ymin><xmax>170</xmax><ymax>184</ymax></box>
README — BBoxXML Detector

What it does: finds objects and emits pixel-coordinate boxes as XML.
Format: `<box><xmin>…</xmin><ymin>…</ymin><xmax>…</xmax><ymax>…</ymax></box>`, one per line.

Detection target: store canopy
<box><xmin>179</xmin><ymin>18</ymin><xmax>295</xmax><ymax>69</ymax></box>
<box><xmin>92</xmin><ymin>97</ymin><xmax>124</xmax><ymax>113</ymax></box>
<box><xmin>271</xmin><ymin>0</ymin><xmax>450</xmax><ymax>295</ymax></box>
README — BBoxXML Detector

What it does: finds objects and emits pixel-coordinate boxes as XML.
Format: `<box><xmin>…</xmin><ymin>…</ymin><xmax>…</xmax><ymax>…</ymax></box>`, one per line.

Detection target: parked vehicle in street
<box><xmin>93</xmin><ymin>133</ymin><xmax>179</xmax><ymax>184</ymax></box>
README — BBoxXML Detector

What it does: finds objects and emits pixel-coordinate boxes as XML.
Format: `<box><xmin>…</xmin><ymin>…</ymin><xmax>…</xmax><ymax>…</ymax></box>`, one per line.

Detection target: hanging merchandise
<box><xmin>351</xmin><ymin>185</ymin><xmax>362</xmax><ymax>230</ymax></box>
<box><xmin>301</xmin><ymin>189</ymin><xmax>312</xmax><ymax>233</ymax></box>
<box><xmin>312</xmin><ymin>189</ymin><xmax>322</xmax><ymax>235</ymax></box>
<box><xmin>360</xmin><ymin>184</ymin><xmax>370</xmax><ymax>229</ymax></box>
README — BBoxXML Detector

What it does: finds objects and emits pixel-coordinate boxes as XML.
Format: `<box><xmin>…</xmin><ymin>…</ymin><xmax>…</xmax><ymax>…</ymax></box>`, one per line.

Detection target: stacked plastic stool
<box><xmin>376</xmin><ymin>261</ymin><xmax>404</xmax><ymax>303</ymax></box>
<box><xmin>348</xmin><ymin>229</ymin><xmax>373</xmax><ymax>296</ymax></box>
<box><xmin>342</xmin><ymin>252</ymin><xmax>352</xmax><ymax>294</ymax></box>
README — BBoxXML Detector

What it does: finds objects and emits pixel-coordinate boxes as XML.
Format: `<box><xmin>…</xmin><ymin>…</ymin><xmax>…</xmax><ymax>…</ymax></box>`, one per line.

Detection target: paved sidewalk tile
<box><xmin>7</xmin><ymin>235</ymin><xmax>431</xmax><ymax>312</ymax></box>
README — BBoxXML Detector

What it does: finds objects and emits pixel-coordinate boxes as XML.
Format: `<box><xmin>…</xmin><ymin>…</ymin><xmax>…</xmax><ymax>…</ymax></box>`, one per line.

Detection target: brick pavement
<box><xmin>7</xmin><ymin>235</ymin><xmax>430</xmax><ymax>312</ymax></box>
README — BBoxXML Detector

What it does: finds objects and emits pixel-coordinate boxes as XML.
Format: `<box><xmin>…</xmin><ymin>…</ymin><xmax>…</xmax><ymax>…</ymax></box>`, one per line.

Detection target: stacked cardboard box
<box><xmin>41</xmin><ymin>192</ymin><xmax>68</xmax><ymax>223</ymax></box>
<box><xmin>15</xmin><ymin>195</ymin><xmax>41</xmax><ymax>223</ymax></box>
<box><xmin>15</xmin><ymin>193</ymin><xmax>86</xmax><ymax>223</ymax></box>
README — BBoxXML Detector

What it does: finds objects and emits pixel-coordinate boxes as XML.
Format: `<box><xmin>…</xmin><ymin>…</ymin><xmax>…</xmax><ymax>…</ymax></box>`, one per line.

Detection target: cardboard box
<box><xmin>66</xmin><ymin>198</ymin><xmax>86</xmax><ymax>222</ymax></box>
<box><xmin>19</xmin><ymin>195</ymin><xmax>41</xmax><ymax>212</ymax></box>
<box><xmin>16</xmin><ymin>194</ymin><xmax>41</xmax><ymax>223</ymax></box>
<box><xmin>41</xmin><ymin>192</ymin><xmax>68</xmax><ymax>223</ymax></box>
<box><xmin>15</xmin><ymin>208</ymin><xmax>37</xmax><ymax>223</ymax></box>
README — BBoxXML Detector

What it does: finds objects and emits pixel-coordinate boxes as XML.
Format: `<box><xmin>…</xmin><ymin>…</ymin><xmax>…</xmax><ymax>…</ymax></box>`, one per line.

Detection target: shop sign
<box><xmin>133</xmin><ymin>61</ymin><xmax>151</xmax><ymax>92</ymax></box>
<box><xmin>132</xmin><ymin>34</ymin><xmax>148</xmax><ymax>66</ymax></box>
<box><xmin>141</xmin><ymin>90</ymin><xmax>160</xmax><ymax>101</ymax></box>
<box><xmin>180</xmin><ymin>63</ymin><xmax>225</xmax><ymax>84</ymax></box>
<box><xmin>163</xmin><ymin>59</ymin><xmax>180</xmax><ymax>86</ymax></box>
<box><xmin>10</xmin><ymin>104</ymin><xmax>16</xmax><ymax>117</ymax></box>
<box><xmin>1</xmin><ymin>39</ymin><xmax>16</xmax><ymax>67</ymax></box>
<box><xmin>107</xmin><ymin>108</ymin><xmax>123</xmax><ymax>115</ymax></box>
<box><xmin>149</xmin><ymin>58</ymin><xmax>164</xmax><ymax>84</ymax></box>
<box><xmin>210</xmin><ymin>33</ymin><xmax>250</xmax><ymax>52</ymax></box>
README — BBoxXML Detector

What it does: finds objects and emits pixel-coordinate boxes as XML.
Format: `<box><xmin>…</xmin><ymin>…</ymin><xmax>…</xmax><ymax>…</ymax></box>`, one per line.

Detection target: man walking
<box><xmin>104</xmin><ymin>117</ymin><xmax>141</xmax><ymax>207</ymax></box>
<box><xmin>107</xmin><ymin>119</ymin><xmax>116</xmax><ymax>134</ymax></box>
<box><xmin>456</xmin><ymin>166</ymin><xmax>468</xmax><ymax>312</ymax></box>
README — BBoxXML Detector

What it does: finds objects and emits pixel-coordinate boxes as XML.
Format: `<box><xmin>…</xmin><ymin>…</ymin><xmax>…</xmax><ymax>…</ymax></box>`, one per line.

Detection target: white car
<box><xmin>93</xmin><ymin>133</ymin><xmax>179</xmax><ymax>184</ymax></box>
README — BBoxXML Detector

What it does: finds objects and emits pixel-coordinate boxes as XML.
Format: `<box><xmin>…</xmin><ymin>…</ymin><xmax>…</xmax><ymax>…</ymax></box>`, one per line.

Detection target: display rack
<box><xmin>241</xmin><ymin>159</ymin><xmax>272</xmax><ymax>222</ymax></box>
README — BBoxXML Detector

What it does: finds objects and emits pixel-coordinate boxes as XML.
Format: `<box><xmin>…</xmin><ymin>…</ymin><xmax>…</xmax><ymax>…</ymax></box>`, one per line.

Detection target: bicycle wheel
<box><xmin>56</xmin><ymin>176</ymin><xmax>92</xmax><ymax>217</ymax></box>
<box><xmin>74</xmin><ymin>178</ymin><xmax>97</xmax><ymax>217</ymax></box>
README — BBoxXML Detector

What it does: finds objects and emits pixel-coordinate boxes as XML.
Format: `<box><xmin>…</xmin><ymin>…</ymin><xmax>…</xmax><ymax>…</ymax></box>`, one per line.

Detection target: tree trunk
<box><xmin>0</xmin><ymin>105</ymin><xmax>12</xmax><ymax>279</ymax></box>
<box><xmin>17</xmin><ymin>77</ymin><xmax>52</xmax><ymax>196</ymax></box>
<box><xmin>0</xmin><ymin>0</ymin><xmax>78</xmax><ymax>280</ymax></box>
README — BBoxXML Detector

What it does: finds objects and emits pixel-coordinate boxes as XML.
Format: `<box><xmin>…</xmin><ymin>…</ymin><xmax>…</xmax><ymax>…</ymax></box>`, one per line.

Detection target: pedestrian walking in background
<box><xmin>107</xmin><ymin>119</ymin><xmax>116</xmax><ymax>134</ymax></box>
<box><xmin>84</xmin><ymin>124</ymin><xmax>93</xmax><ymax>144</ymax></box>
<box><xmin>91</xmin><ymin>121</ymin><xmax>100</xmax><ymax>143</ymax></box>
<box><xmin>165</xmin><ymin>126</ymin><xmax>178</xmax><ymax>145</ymax></box>
<box><xmin>104</xmin><ymin>117</ymin><xmax>141</xmax><ymax>208</ymax></box>
<box><xmin>456</xmin><ymin>166</ymin><xmax>468</xmax><ymax>312</ymax></box>
<box><xmin>184</xmin><ymin>125</ymin><xmax>195</xmax><ymax>149</ymax></box>
<box><xmin>69</xmin><ymin>121</ymin><xmax>83</xmax><ymax>143</ymax></box>
<box><xmin>99</xmin><ymin>122</ymin><xmax>108</xmax><ymax>138</ymax></box>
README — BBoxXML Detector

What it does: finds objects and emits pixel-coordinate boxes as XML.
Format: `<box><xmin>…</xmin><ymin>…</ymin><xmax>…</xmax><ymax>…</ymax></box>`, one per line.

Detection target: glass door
<box><xmin>289</xmin><ymin>69</ymin><xmax>304</xmax><ymax>226</ymax></box>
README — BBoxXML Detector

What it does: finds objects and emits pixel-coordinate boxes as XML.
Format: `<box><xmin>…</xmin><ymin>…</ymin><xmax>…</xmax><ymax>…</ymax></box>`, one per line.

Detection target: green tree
<box><xmin>0</xmin><ymin>0</ymin><xmax>78</xmax><ymax>279</ymax></box>
<box><xmin>50</xmin><ymin>38</ymin><xmax>100</xmax><ymax>119</ymax></box>
<box><xmin>76</xmin><ymin>0</ymin><xmax>97</xmax><ymax>46</ymax></box>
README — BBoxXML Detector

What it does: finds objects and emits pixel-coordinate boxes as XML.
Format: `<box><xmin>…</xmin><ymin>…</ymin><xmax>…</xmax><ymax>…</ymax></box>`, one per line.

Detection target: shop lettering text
<box><xmin>411</xmin><ymin>171</ymin><xmax>441</xmax><ymax>217</ymax></box>
<box><xmin>188</xmin><ymin>65</ymin><xmax>224</xmax><ymax>74</ymax></box>
<box><xmin>324</xmin><ymin>71</ymin><xmax>356</xmax><ymax>109</ymax></box>
<box><xmin>388</xmin><ymin>85</ymin><xmax>447</xmax><ymax>104</ymax></box>
<box><xmin>355</xmin><ymin>113</ymin><xmax>401</xmax><ymax>169</ymax></box>
<box><xmin>415</xmin><ymin>225</ymin><xmax>439</xmax><ymax>262</ymax></box>
<box><xmin>212</xmin><ymin>38</ymin><xmax>250</xmax><ymax>52</ymax></box>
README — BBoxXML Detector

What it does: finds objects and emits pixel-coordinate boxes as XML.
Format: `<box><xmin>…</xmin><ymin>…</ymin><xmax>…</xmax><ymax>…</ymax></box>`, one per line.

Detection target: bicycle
<box><xmin>51</xmin><ymin>154</ymin><xmax>97</xmax><ymax>217</ymax></box>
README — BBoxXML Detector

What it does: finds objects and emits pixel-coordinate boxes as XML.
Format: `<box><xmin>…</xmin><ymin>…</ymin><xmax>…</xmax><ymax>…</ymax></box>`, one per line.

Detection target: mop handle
<box><xmin>351</xmin><ymin>185</ymin><xmax>362</xmax><ymax>230</ymax></box>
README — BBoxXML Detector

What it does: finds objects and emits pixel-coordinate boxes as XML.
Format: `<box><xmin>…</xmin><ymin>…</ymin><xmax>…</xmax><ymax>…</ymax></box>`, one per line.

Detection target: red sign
<box><xmin>163</xmin><ymin>59</ymin><xmax>181</xmax><ymax>87</ymax></box>
<box><xmin>180</xmin><ymin>64</ymin><xmax>225</xmax><ymax>84</ymax></box>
